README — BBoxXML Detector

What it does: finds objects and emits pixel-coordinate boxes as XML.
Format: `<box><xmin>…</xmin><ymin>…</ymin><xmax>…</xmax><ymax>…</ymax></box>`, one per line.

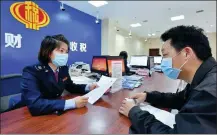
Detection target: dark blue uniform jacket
<box><xmin>21</xmin><ymin>63</ymin><xmax>86</xmax><ymax>116</ymax></box>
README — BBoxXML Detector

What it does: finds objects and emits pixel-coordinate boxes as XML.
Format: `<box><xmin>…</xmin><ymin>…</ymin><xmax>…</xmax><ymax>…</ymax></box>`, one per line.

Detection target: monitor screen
<box><xmin>91</xmin><ymin>57</ymin><xmax>107</xmax><ymax>73</ymax></box>
<box><xmin>130</xmin><ymin>56</ymin><xmax>148</xmax><ymax>66</ymax></box>
<box><xmin>154</xmin><ymin>56</ymin><xmax>162</xmax><ymax>64</ymax></box>
<box><xmin>107</xmin><ymin>57</ymin><xmax>125</xmax><ymax>76</ymax></box>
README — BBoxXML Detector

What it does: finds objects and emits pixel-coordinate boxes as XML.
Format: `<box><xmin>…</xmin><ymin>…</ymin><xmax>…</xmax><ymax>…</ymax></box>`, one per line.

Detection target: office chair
<box><xmin>0</xmin><ymin>74</ymin><xmax>25</xmax><ymax>113</ymax></box>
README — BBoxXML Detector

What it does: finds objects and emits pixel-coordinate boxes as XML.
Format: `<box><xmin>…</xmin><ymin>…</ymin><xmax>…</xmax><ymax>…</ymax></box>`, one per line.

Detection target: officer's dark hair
<box><xmin>160</xmin><ymin>25</ymin><xmax>212</xmax><ymax>61</ymax></box>
<box><xmin>38</xmin><ymin>34</ymin><xmax>70</xmax><ymax>64</ymax></box>
<box><xmin>119</xmin><ymin>51</ymin><xmax>128</xmax><ymax>59</ymax></box>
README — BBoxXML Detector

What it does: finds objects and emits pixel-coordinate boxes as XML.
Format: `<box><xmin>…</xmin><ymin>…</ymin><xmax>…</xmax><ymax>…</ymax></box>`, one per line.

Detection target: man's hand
<box><xmin>129</xmin><ymin>92</ymin><xmax>147</xmax><ymax>104</ymax></box>
<box><xmin>119</xmin><ymin>99</ymin><xmax>136</xmax><ymax>117</ymax></box>
<box><xmin>74</xmin><ymin>96</ymin><xmax>89</xmax><ymax>108</ymax></box>
<box><xmin>89</xmin><ymin>83</ymin><xmax>99</xmax><ymax>91</ymax></box>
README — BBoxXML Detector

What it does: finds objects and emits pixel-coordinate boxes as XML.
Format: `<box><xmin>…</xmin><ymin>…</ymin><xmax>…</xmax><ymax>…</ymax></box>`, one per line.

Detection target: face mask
<box><xmin>161</xmin><ymin>52</ymin><xmax>189</xmax><ymax>80</ymax></box>
<box><xmin>51</xmin><ymin>52</ymin><xmax>68</xmax><ymax>67</ymax></box>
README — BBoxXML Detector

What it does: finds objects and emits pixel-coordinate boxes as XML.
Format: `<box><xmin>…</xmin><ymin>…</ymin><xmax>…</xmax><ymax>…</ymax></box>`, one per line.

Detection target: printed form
<box><xmin>83</xmin><ymin>76</ymin><xmax>117</xmax><ymax>104</ymax></box>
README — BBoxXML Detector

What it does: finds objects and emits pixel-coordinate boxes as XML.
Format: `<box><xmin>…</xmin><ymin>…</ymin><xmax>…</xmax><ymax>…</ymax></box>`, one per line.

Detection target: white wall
<box><xmin>101</xmin><ymin>19</ymin><xmax>216</xmax><ymax>59</ymax></box>
<box><xmin>207</xmin><ymin>32</ymin><xmax>216</xmax><ymax>59</ymax></box>
<box><xmin>143</xmin><ymin>32</ymin><xmax>216</xmax><ymax>59</ymax></box>
<box><xmin>143</xmin><ymin>38</ymin><xmax>163</xmax><ymax>55</ymax></box>
<box><xmin>101</xmin><ymin>19</ymin><xmax>146</xmax><ymax>58</ymax></box>
<box><xmin>113</xmin><ymin>30</ymin><xmax>146</xmax><ymax>58</ymax></box>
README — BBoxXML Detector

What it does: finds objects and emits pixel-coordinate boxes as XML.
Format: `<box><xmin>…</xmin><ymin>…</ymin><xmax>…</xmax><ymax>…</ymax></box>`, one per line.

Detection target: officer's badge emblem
<box><xmin>63</xmin><ymin>77</ymin><xmax>68</xmax><ymax>82</ymax></box>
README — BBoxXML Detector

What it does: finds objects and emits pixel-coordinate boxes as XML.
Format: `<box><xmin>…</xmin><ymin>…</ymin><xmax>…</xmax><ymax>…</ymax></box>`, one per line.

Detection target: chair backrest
<box><xmin>1</xmin><ymin>74</ymin><xmax>22</xmax><ymax>112</ymax></box>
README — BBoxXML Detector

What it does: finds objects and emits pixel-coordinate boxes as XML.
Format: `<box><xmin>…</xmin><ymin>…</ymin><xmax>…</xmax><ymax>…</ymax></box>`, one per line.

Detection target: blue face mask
<box><xmin>161</xmin><ymin>56</ymin><xmax>188</xmax><ymax>80</ymax></box>
<box><xmin>51</xmin><ymin>52</ymin><xmax>68</xmax><ymax>67</ymax></box>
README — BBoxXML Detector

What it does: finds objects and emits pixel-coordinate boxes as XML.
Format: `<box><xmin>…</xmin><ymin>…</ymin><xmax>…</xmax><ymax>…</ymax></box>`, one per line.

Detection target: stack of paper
<box><xmin>83</xmin><ymin>76</ymin><xmax>117</xmax><ymax>104</ymax></box>
<box><xmin>122</xmin><ymin>75</ymin><xmax>143</xmax><ymax>89</ymax></box>
<box><xmin>70</xmin><ymin>76</ymin><xmax>96</xmax><ymax>84</ymax></box>
<box><xmin>123</xmin><ymin>76</ymin><xmax>143</xmax><ymax>81</ymax></box>
<box><xmin>139</xmin><ymin>103</ymin><xmax>176</xmax><ymax>128</ymax></box>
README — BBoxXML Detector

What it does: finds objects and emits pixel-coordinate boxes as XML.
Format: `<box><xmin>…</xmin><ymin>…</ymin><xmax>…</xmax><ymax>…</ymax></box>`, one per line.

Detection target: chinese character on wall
<box><xmin>70</xmin><ymin>41</ymin><xmax>78</xmax><ymax>51</ymax></box>
<box><xmin>70</xmin><ymin>41</ymin><xmax>87</xmax><ymax>52</ymax></box>
<box><xmin>80</xmin><ymin>43</ymin><xmax>87</xmax><ymax>52</ymax></box>
<box><xmin>5</xmin><ymin>33</ymin><xmax>22</xmax><ymax>48</ymax></box>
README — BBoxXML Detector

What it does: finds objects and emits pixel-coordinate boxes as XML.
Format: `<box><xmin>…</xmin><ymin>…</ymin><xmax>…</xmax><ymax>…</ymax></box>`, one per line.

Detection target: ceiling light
<box><xmin>148</xmin><ymin>34</ymin><xmax>151</xmax><ymax>36</ymax></box>
<box><xmin>171</xmin><ymin>15</ymin><xmax>184</xmax><ymax>21</ymax></box>
<box><xmin>130</xmin><ymin>23</ymin><xmax>142</xmax><ymax>27</ymax></box>
<box><xmin>152</xmin><ymin>33</ymin><xmax>156</xmax><ymax>36</ymax></box>
<box><xmin>88</xmin><ymin>1</ymin><xmax>108</xmax><ymax>7</ymax></box>
<box><xmin>210</xmin><ymin>25</ymin><xmax>213</xmax><ymax>27</ymax></box>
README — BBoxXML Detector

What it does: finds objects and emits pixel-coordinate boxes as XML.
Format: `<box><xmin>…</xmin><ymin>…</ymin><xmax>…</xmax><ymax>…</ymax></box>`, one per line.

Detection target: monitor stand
<box><xmin>131</xmin><ymin>65</ymin><xmax>147</xmax><ymax>69</ymax></box>
<box><xmin>130</xmin><ymin>65</ymin><xmax>147</xmax><ymax>72</ymax></box>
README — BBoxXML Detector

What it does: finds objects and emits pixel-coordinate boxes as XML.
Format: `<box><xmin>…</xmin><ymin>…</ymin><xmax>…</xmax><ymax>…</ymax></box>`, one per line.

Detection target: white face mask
<box><xmin>51</xmin><ymin>52</ymin><xmax>68</xmax><ymax>67</ymax></box>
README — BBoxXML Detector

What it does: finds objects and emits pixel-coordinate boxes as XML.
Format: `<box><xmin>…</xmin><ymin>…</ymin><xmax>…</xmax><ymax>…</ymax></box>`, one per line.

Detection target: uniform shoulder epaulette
<box><xmin>34</xmin><ymin>64</ymin><xmax>46</xmax><ymax>72</ymax></box>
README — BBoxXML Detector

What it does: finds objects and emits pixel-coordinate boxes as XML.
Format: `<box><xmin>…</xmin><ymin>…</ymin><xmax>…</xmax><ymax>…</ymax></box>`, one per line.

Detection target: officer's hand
<box><xmin>89</xmin><ymin>83</ymin><xmax>99</xmax><ymax>91</ymax></box>
<box><xmin>74</xmin><ymin>96</ymin><xmax>89</xmax><ymax>108</ymax></box>
<box><xmin>129</xmin><ymin>92</ymin><xmax>147</xmax><ymax>104</ymax></box>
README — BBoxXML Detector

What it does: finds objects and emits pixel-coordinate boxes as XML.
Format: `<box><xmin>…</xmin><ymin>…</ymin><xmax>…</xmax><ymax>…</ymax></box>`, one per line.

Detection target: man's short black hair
<box><xmin>38</xmin><ymin>34</ymin><xmax>69</xmax><ymax>64</ymax></box>
<box><xmin>119</xmin><ymin>51</ymin><xmax>128</xmax><ymax>59</ymax></box>
<box><xmin>160</xmin><ymin>25</ymin><xmax>212</xmax><ymax>61</ymax></box>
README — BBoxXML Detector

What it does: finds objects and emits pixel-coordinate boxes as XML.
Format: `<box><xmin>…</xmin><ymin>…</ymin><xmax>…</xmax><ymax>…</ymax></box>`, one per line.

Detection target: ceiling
<box><xmin>61</xmin><ymin>1</ymin><xmax>216</xmax><ymax>38</ymax></box>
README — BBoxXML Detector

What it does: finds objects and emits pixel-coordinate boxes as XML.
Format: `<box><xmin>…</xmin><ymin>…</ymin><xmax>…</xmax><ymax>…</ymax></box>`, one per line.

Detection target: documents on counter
<box><xmin>139</xmin><ymin>103</ymin><xmax>175</xmax><ymax>128</ymax></box>
<box><xmin>125</xmin><ymin>98</ymin><xmax>175</xmax><ymax>128</ymax></box>
<box><xmin>83</xmin><ymin>76</ymin><xmax>117</xmax><ymax>104</ymax></box>
<box><xmin>70</xmin><ymin>76</ymin><xmax>96</xmax><ymax>84</ymax></box>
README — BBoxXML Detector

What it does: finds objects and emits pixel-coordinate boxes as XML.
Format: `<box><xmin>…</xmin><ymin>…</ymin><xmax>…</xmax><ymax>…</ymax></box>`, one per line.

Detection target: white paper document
<box><xmin>83</xmin><ymin>76</ymin><xmax>117</xmax><ymax>104</ymax></box>
<box><xmin>71</xmin><ymin>76</ymin><xmax>96</xmax><ymax>84</ymax></box>
<box><xmin>111</xmin><ymin>61</ymin><xmax>122</xmax><ymax>93</ymax></box>
<box><xmin>139</xmin><ymin>103</ymin><xmax>176</xmax><ymax>128</ymax></box>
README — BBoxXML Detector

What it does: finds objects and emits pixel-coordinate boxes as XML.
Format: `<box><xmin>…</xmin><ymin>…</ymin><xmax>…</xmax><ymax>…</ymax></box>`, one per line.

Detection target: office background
<box><xmin>1</xmin><ymin>1</ymin><xmax>216</xmax><ymax>76</ymax></box>
<box><xmin>101</xmin><ymin>19</ymin><xmax>216</xmax><ymax>59</ymax></box>
<box><xmin>0</xmin><ymin>0</ymin><xmax>216</xmax><ymax>124</ymax></box>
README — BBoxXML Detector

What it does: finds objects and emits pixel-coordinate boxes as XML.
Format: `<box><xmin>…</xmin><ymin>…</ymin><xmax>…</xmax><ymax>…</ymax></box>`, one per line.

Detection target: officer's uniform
<box><xmin>128</xmin><ymin>57</ymin><xmax>217</xmax><ymax>134</ymax></box>
<box><xmin>21</xmin><ymin>63</ymin><xmax>87</xmax><ymax>116</ymax></box>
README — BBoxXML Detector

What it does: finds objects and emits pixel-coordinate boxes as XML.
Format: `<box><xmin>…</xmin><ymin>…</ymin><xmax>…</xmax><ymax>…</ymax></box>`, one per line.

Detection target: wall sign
<box><xmin>70</xmin><ymin>41</ymin><xmax>87</xmax><ymax>52</ymax></box>
<box><xmin>10</xmin><ymin>1</ymin><xmax>50</xmax><ymax>30</ymax></box>
<box><xmin>1</xmin><ymin>1</ymin><xmax>101</xmax><ymax>76</ymax></box>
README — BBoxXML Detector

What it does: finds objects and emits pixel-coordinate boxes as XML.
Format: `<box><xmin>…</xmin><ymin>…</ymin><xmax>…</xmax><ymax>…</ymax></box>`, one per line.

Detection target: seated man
<box><xmin>119</xmin><ymin>25</ymin><xmax>216</xmax><ymax>134</ymax></box>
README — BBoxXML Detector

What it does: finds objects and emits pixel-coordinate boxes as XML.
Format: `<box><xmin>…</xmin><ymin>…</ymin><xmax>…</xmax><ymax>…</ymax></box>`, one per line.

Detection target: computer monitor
<box><xmin>91</xmin><ymin>56</ymin><xmax>108</xmax><ymax>75</ymax></box>
<box><xmin>107</xmin><ymin>56</ymin><xmax>125</xmax><ymax>76</ymax></box>
<box><xmin>130</xmin><ymin>55</ymin><xmax>148</xmax><ymax>67</ymax></box>
<box><xmin>154</xmin><ymin>56</ymin><xmax>162</xmax><ymax>64</ymax></box>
